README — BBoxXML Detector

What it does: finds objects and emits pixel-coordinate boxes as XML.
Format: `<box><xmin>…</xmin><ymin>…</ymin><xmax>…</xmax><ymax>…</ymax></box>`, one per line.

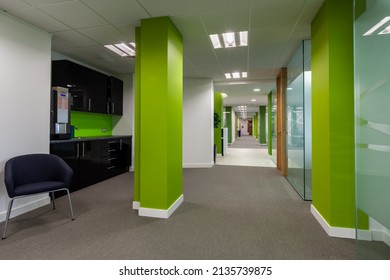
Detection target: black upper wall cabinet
<box><xmin>52</xmin><ymin>60</ymin><xmax>123</xmax><ymax>115</ymax></box>
<box><xmin>108</xmin><ymin>76</ymin><xmax>123</xmax><ymax>115</ymax></box>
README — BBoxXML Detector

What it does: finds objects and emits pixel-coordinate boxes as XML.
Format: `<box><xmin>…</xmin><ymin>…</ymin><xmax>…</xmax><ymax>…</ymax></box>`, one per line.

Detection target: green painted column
<box><xmin>133</xmin><ymin>27</ymin><xmax>141</xmax><ymax>206</ymax></box>
<box><xmin>311</xmin><ymin>0</ymin><xmax>362</xmax><ymax>229</ymax></box>
<box><xmin>259</xmin><ymin>106</ymin><xmax>266</xmax><ymax>144</ymax></box>
<box><xmin>136</xmin><ymin>17</ymin><xmax>183</xmax><ymax>218</ymax></box>
<box><xmin>253</xmin><ymin>112</ymin><xmax>258</xmax><ymax>139</ymax></box>
<box><xmin>268</xmin><ymin>92</ymin><xmax>273</xmax><ymax>155</ymax></box>
<box><xmin>224</xmin><ymin>106</ymin><xmax>232</xmax><ymax>144</ymax></box>
<box><xmin>214</xmin><ymin>92</ymin><xmax>223</xmax><ymax>154</ymax></box>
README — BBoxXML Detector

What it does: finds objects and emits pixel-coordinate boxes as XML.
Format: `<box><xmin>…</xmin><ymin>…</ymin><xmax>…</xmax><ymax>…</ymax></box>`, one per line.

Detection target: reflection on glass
<box><xmin>354</xmin><ymin>0</ymin><xmax>390</xmax><ymax>259</ymax></box>
<box><xmin>286</xmin><ymin>40</ymin><xmax>312</xmax><ymax>200</ymax></box>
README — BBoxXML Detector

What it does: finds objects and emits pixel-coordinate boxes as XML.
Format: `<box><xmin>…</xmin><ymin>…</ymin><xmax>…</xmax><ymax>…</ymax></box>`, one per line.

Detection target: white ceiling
<box><xmin>0</xmin><ymin>0</ymin><xmax>323</xmax><ymax>115</ymax></box>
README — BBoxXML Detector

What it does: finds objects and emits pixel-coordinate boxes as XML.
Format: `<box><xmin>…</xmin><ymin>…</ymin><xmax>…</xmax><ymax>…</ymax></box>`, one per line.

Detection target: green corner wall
<box><xmin>253</xmin><ymin>112</ymin><xmax>258</xmax><ymax>139</ymax></box>
<box><xmin>137</xmin><ymin>17</ymin><xmax>183</xmax><ymax>211</ymax></box>
<box><xmin>311</xmin><ymin>0</ymin><xmax>362</xmax><ymax>228</ymax></box>
<box><xmin>214</xmin><ymin>92</ymin><xmax>223</xmax><ymax>154</ymax></box>
<box><xmin>225</xmin><ymin>106</ymin><xmax>233</xmax><ymax>144</ymax></box>
<box><xmin>259</xmin><ymin>106</ymin><xmax>266</xmax><ymax>144</ymax></box>
<box><xmin>268</xmin><ymin>92</ymin><xmax>273</xmax><ymax>155</ymax></box>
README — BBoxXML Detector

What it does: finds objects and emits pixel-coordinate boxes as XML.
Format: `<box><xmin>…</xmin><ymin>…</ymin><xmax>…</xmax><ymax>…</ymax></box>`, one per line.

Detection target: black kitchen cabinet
<box><xmin>108</xmin><ymin>76</ymin><xmax>123</xmax><ymax>115</ymax></box>
<box><xmin>50</xmin><ymin>136</ymin><xmax>132</xmax><ymax>196</ymax></box>
<box><xmin>51</xmin><ymin>60</ymin><xmax>110</xmax><ymax>114</ymax></box>
<box><xmin>49</xmin><ymin>141</ymin><xmax>80</xmax><ymax>192</ymax></box>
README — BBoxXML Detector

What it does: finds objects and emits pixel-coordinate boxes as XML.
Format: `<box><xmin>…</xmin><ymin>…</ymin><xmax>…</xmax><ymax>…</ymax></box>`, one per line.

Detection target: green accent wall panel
<box><xmin>253</xmin><ymin>112</ymin><xmax>258</xmax><ymax>140</ymax></box>
<box><xmin>311</xmin><ymin>0</ymin><xmax>358</xmax><ymax>228</ymax></box>
<box><xmin>138</xmin><ymin>17</ymin><xmax>183</xmax><ymax>211</ymax></box>
<box><xmin>268</xmin><ymin>92</ymin><xmax>273</xmax><ymax>155</ymax></box>
<box><xmin>214</xmin><ymin>92</ymin><xmax>223</xmax><ymax>154</ymax></box>
<box><xmin>71</xmin><ymin>111</ymin><xmax>112</xmax><ymax>137</ymax></box>
<box><xmin>225</xmin><ymin>106</ymin><xmax>232</xmax><ymax>144</ymax></box>
<box><xmin>259</xmin><ymin>106</ymin><xmax>266</xmax><ymax>144</ymax></box>
<box><xmin>133</xmin><ymin>27</ymin><xmax>141</xmax><ymax>203</ymax></box>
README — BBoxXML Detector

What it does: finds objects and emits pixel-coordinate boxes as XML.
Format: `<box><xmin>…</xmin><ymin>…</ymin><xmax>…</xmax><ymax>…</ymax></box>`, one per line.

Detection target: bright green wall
<box><xmin>311</xmin><ymin>0</ymin><xmax>358</xmax><ymax>228</ymax></box>
<box><xmin>214</xmin><ymin>92</ymin><xmax>223</xmax><ymax>154</ymax></box>
<box><xmin>268</xmin><ymin>92</ymin><xmax>272</xmax><ymax>155</ymax></box>
<box><xmin>259</xmin><ymin>106</ymin><xmax>266</xmax><ymax>144</ymax></box>
<box><xmin>134</xmin><ymin>27</ymin><xmax>141</xmax><ymax>203</ymax></box>
<box><xmin>253</xmin><ymin>112</ymin><xmax>258</xmax><ymax>139</ymax></box>
<box><xmin>225</xmin><ymin>106</ymin><xmax>233</xmax><ymax>144</ymax></box>
<box><xmin>71</xmin><ymin>111</ymin><xmax>112</xmax><ymax>137</ymax></box>
<box><xmin>138</xmin><ymin>17</ymin><xmax>183</xmax><ymax>210</ymax></box>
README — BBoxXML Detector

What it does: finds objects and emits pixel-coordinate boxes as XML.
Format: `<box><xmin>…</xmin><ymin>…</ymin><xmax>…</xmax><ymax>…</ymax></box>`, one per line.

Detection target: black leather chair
<box><xmin>2</xmin><ymin>153</ymin><xmax>75</xmax><ymax>239</ymax></box>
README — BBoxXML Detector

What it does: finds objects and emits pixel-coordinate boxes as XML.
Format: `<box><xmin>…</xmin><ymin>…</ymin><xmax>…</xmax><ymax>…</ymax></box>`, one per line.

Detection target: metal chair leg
<box><xmin>65</xmin><ymin>189</ymin><xmax>75</xmax><ymax>220</ymax></box>
<box><xmin>51</xmin><ymin>192</ymin><xmax>56</xmax><ymax>210</ymax></box>
<box><xmin>2</xmin><ymin>198</ymin><xmax>15</xmax><ymax>240</ymax></box>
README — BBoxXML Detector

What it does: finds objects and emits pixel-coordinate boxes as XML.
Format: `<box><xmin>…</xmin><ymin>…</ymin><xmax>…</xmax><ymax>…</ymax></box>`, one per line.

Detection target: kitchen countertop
<box><xmin>50</xmin><ymin>135</ymin><xmax>132</xmax><ymax>144</ymax></box>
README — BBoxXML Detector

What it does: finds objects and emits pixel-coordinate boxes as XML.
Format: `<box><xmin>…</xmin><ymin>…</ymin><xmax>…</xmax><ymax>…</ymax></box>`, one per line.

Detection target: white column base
<box><xmin>132</xmin><ymin>201</ymin><xmax>140</xmax><ymax>210</ymax></box>
<box><xmin>138</xmin><ymin>195</ymin><xmax>183</xmax><ymax>219</ymax></box>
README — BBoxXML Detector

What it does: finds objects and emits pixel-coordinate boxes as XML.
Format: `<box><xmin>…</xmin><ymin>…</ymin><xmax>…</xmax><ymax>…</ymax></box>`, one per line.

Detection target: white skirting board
<box><xmin>0</xmin><ymin>196</ymin><xmax>50</xmax><ymax>222</ymax></box>
<box><xmin>137</xmin><ymin>195</ymin><xmax>184</xmax><ymax>219</ymax></box>
<box><xmin>311</xmin><ymin>204</ymin><xmax>390</xmax><ymax>246</ymax></box>
<box><xmin>183</xmin><ymin>162</ymin><xmax>214</xmax><ymax>168</ymax></box>
<box><xmin>132</xmin><ymin>201</ymin><xmax>140</xmax><ymax>210</ymax></box>
<box><xmin>311</xmin><ymin>204</ymin><xmax>356</xmax><ymax>239</ymax></box>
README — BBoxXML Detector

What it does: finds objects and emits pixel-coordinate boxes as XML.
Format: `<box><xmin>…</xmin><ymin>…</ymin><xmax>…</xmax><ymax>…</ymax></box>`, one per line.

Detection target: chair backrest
<box><xmin>4</xmin><ymin>153</ymin><xmax>73</xmax><ymax>198</ymax></box>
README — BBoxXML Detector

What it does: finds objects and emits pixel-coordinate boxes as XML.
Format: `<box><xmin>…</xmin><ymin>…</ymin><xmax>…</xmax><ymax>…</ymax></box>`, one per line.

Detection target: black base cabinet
<box><xmin>50</xmin><ymin>136</ymin><xmax>132</xmax><ymax>197</ymax></box>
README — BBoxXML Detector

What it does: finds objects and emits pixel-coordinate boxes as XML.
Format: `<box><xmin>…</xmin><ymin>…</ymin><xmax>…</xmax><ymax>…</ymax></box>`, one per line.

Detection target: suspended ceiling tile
<box><xmin>200</xmin><ymin>8</ymin><xmax>250</xmax><ymax>34</ymax></box>
<box><xmin>194</xmin><ymin>0</ymin><xmax>249</xmax><ymax>13</ymax></box>
<box><xmin>24</xmin><ymin>0</ymin><xmax>74</xmax><ymax>5</ymax></box>
<box><xmin>140</xmin><ymin>0</ymin><xmax>197</xmax><ymax>17</ymax></box>
<box><xmin>37</xmin><ymin>1</ymin><xmax>108</xmax><ymax>29</ymax></box>
<box><xmin>82</xmin><ymin>0</ymin><xmax>149</xmax><ymax>24</ymax></box>
<box><xmin>7</xmin><ymin>7</ymin><xmax>71</xmax><ymax>32</ymax></box>
<box><xmin>52</xmin><ymin>30</ymin><xmax>98</xmax><ymax>47</ymax></box>
<box><xmin>0</xmin><ymin>0</ymin><xmax>31</xmax><ymax>10</ymax></box>
<box><xmin>78</xmin><ymin>25</ymin><xmax>128</xmax><ymax>45</ymax></box>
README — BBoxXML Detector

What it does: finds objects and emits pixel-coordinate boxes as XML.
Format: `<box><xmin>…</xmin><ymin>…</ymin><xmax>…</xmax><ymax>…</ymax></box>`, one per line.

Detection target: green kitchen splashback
<box><xmin>71</xmin><ymin>111</ymin><xmax>112</xmax><ymax>137</ymax></box>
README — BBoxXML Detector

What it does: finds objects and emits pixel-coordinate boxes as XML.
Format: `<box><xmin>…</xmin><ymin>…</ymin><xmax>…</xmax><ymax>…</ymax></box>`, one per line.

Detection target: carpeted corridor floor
<box><xmin>0</xmin><ymin>166</ymin><xmax>356</xmax><ymax>259</ymax></box>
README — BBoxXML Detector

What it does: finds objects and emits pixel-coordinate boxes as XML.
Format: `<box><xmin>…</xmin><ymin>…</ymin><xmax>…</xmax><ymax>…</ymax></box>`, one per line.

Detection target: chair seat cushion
<box><xmin>14</xmin><ymin>181</ymin><xmax>68</xmax><ymax>196</ymax></box>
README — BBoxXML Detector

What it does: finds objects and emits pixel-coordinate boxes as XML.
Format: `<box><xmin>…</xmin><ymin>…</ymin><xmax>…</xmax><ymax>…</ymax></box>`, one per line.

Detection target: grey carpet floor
<box><xmin>0</xmin><ymin>166</ymin><xmax>356</xmax><ymax>260</ymax></box>
<box><xmin>230</xmin><ymin>135</ymin><xmax>266</xmax><ymax>149</ymax></box>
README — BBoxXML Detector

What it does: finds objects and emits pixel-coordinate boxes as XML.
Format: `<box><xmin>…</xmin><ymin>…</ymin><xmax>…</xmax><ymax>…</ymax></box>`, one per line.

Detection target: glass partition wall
<box><xmin>354</xmin><ymin>0</ymin><xmax>390</xmax><ymax>259</ymax></box>
<box><xmin>286</xmin><ymin>40</ymin><xmax>312</xmax><ymax>200</ymax></box>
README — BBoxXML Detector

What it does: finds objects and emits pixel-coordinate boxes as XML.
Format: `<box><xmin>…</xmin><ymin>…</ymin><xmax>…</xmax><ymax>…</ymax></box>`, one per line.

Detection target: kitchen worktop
<box><xmin>50</xmin><ymin>135</ymin><xmax>132</xmax><ymax>143</ymax></box>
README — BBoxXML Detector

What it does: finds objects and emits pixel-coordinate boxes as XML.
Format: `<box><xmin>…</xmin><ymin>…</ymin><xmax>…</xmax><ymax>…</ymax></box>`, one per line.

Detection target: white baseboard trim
<box><xmin>372</xmin><ymin>230</ymin><xmax>390</xmax><ymax>246</ymax></box>
<box><xmin>311</xmin><ymin>204</ymin><xmax>355</xmax><ymax>239</ymax></box>
<box><xmin>0</xmin><ymin>195</ymin><xmax>50</xmax><ymax>222</ymax></box>
<box><xmin>130</xmin><ymin>166</ymin><xmax>134</xmax><ymax>172</ymax></box>
<box><xmin>183</xmin><ymin>163</ymin><xmax>214</xmax><ymax>168</ymax></box>
<box><xmin>132</xmin><ymin>201</ymin><xmax>140</xmax><ymax>210</ymax></box>
<box><xmin>139</xmin><ymin>194</ymin><xmax>183</xmax><ymax>219</ymax></box>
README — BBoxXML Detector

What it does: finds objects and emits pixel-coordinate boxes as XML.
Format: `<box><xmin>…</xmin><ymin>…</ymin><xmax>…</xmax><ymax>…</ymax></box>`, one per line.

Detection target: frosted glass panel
<box><xmin>354</xmin><ymin>0</ymin><xmax>390</xmax><ymax>258</ymax></box>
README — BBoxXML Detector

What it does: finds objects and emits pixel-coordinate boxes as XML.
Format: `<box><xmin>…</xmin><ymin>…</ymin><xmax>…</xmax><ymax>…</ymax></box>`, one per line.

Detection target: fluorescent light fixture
<box><xmin>239</xmin><ymin>31</ymin><xmax>248</xmax><ymax>46</ymax></box>
<box><xmin>225</xmin><ymin>72</ymin><xmax>247</xmax><ymax>79</ymax></box>
<box><xmin>222</xmin><ymin>32</ymin><xmax>236</xmax><ymax>48</ymax></box>
<box><xmin>232</xmin><ymin>72</ymin><xmax>240</xmax><ymax>79</ymax></box>
<box><xmin>287</xmin><ymin>87</ymin><xmax>293</xmax><ymax>91</ymax></box>
<box><xmin>115</xmin><ymin>43</ymin><xmax>135</xmax><ymax>56</ymax></box>
<box><xmin>364</xmin><ymin>16</ymin><xmax>390</xmax><ymax>36</ymax></box>
<box><xmin>209</xmin><ymin>34</ymin><xmax>222</xmax><ymax>48</ymax></box>
<box><xmin>253</xmin><ymin>88</ymin><xmax>261</xmax><ymax>92</ymax></box>
<box><xmin>221</xmin><ymin>93</ymin><xmax>228</xmax><ymax>98</ymax></box>
<box><xmin>251</xmin><ymin>99</ymin><xmax>256</xmax><ymax>102</ymax></box>
<box><xmin>104</xmin><ymin>44</ymin><xmax>128</xmax><ymax>57</ymax></box>
<box><xmin>105</xmin><ymin>42</ymin><xmax>136</xmax><ymax>57</ymax></box>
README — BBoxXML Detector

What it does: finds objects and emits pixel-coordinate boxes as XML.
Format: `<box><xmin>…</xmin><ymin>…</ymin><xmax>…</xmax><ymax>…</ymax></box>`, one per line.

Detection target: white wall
<box><xmin>0</xmin><ymin>11</ymin><xmax>52</xmax><ymax>222</ymax></box>
<box><xmin>183</xmin><ymin>78</ymin><xmax>214</xmax><ymax>168</ymax></box>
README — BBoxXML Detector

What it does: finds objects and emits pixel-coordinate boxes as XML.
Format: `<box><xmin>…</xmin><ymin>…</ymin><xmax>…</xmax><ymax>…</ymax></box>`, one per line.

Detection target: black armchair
<box><xmin>2</xmin><ymin>153</ymin><xmax>75</xmax><ymax>239</ymax></box>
